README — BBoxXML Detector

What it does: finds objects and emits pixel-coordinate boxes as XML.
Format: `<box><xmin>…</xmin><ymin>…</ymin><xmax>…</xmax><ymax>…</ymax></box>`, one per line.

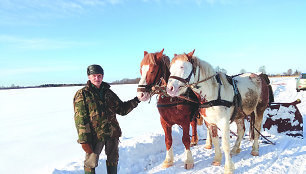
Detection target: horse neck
<box><xmin>193</xmin><ymin>60</ymin><xmax>219</xmax><ymax>101</ymax></box>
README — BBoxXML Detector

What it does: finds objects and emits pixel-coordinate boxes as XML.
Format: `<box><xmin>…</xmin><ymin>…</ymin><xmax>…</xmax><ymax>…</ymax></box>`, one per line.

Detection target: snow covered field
<box><xmin>0</xmin><ymin>77</ymin><xmax>305</xmax><ymax>174</ymax></box>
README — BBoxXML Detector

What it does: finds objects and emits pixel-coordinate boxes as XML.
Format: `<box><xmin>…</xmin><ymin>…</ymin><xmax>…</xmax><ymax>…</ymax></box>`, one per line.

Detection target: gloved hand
<box><xmin>134</xmin><ymin>96</ymin><xmax>141</xmax><ymax>103</ymax></box>
<box><xmin>81</xmin><ymin>143</ymin><xmax>93</xmax><ymax>154</ymax></box>
<box><xmin>84</xmin><ymin>153</ymin><xmax>98</xmax><ymax>168</ymax></box>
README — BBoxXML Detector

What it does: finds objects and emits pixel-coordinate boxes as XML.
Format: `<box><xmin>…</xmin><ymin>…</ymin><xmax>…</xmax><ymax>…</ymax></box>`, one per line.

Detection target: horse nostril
<box><xmin>140</xmin><ymin>93</ymin><xmax>144</xmax><ymax>98</ymax></box>
<box><xmin>169</xmin><ymin>86</ymin><xmax>174</xmax><ymax>92</ymax></box>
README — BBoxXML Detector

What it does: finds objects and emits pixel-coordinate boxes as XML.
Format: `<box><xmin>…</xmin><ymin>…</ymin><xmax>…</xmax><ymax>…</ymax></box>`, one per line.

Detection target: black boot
<box><xmin>106</xmin><ymin>161</ymin><xmax>117</xmax><ymax>174</ymax></box>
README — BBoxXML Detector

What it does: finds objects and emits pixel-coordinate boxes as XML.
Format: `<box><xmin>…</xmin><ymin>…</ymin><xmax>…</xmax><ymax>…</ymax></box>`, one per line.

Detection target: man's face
<box><xmin>88</xmin><ymin>74</ymin><xmax>103</xmax><ymax>88</ymax></box>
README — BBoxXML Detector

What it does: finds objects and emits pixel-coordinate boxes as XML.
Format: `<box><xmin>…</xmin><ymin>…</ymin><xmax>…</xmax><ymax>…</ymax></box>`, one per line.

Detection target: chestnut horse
<box><xmin>167</xmin><ymin>50</ymin><xmax>270</xmax><ymax>174</ymax></box>
<box><xmin>137</xmin><ymin>49</ymin><xmax>200</xmax><ymax>169</ymax></box>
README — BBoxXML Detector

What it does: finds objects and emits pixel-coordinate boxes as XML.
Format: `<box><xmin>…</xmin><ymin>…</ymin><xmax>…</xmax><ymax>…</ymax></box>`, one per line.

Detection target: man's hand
<box><xmin>81</xmin><ymin>143</ymin><xmax>93</xmax><ymax>154</ymax></box>
<box><xmin>134</xmin><ymin>96</ymin><xmax>141</xmax><ymax>103</ymax></box>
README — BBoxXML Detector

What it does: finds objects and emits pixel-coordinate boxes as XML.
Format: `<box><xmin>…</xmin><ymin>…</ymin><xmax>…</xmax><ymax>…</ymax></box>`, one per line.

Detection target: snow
<box><xmin>0</xmin><ymin>77</ymin><xmax>305</xmax><ymax>174</ymax></box>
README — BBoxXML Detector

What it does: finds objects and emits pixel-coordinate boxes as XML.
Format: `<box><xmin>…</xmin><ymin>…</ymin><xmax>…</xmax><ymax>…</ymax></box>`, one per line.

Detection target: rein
<box><xmin>175</xmin><ymin>95</ymin><xmax>199</xmax><ymax>104</ymax></box>
<box><xmin>240</xmin><ymin>108</ymin><xmax>276</xmax><ymax>145</ymax></box>
<box><xmin>186</xmin><ymin>73</ymin><xmax>217</xmax><ymax>89</ymax></box>
<box><xmin>152</xmin><ymin>82</ymin><xmax>199</xmax><ymax>107</ymax></box>
<box><xmin>169</xmin><ymin>69</ymin><xmax>217</xmax><ymax>90</ymax></box>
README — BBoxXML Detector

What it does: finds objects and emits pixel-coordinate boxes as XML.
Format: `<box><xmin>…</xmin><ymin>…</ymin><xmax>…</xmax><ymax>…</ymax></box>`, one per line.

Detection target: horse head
<box><xmin>137</xmin><ymin>48</ymin><xmax>170</xmax><ymax>101</ymax></box>
<box><xmin>167</xmin><ymin>49</ymin><xmax>196</xmax><ymax>97</ymax></box>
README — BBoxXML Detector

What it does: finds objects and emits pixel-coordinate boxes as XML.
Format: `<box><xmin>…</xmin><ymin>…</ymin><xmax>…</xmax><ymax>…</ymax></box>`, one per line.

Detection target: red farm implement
<box><xmin>263</xmin><ymin>99</ymin><xmax>303</xmax><ymax>137</ymax></box>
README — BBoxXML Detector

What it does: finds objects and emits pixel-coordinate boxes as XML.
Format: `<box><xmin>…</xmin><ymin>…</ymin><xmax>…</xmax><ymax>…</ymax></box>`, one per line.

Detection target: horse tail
<box><xmin>259</xmin><ymin>73</ymin><xmax>274</xmax><ymax>105</ymax></box>
<box><xmin>249</xmin><ymin>112</ymin><xmax>255</xmax><ymax>140</ymax></box>
<box><xmin>268</xmin><ymin>85</ymin><xmax>274</xmax><ymax>104</ymax></box>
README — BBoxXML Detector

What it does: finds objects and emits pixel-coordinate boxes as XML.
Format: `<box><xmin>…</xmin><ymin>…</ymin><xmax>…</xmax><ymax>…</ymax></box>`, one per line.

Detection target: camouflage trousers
<box><xmin>84</xmin><ymin>137</ymin><xmax>119</xmax><ymax>173</ymax></box>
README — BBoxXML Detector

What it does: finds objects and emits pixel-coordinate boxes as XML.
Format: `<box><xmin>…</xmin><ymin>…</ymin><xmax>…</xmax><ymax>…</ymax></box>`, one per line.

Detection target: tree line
<box><xmin>215</xmin><ymin>65</ymin><xmax>301</xmax><ymax>77</ymax></box>
<box><xmin>0</xmin><ymin>67</ymin><xmax>302</xmax><ymax>90</ymax></box>
<box><xmin>0</xmin><ymin>78</ymin><xmax>141</xmax><ymax>90</ymax></box>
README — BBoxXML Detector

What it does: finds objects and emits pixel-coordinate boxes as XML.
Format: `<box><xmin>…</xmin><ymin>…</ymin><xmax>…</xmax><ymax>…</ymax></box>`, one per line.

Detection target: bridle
<box><xmin>137</xmin><ymin>54</ymin><xmax>172</xmax><ymax>99</ymax></box>
<box><xmin>137</xmin><ymin>64</ymin><xmax>162</xmax><ymax>93</ymax></box>
<box><xmin>169</xmin><ymin>62</ymin><xmax>217</xmax><ymax>90</ymax></box>
<box><xmin>169</xmin><ymin>69</ymin><xmax>194</xmax><ymax>86</ymax></box>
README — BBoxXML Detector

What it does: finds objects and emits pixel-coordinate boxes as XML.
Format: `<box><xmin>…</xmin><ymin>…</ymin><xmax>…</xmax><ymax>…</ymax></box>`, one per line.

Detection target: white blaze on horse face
<box><xmin>167</xmin><ymin>60</ymin><xmax>193</xmax><ymax>96</ymax></box>
<box><xmin>137</xmin><ymin>65</ymin><xmax>151</xmax><ymax>101</ymax></box>
<box><xmin>139</xmin><ymin>65</ymin><xmax>150</xmax><ymax>85</ymax></box>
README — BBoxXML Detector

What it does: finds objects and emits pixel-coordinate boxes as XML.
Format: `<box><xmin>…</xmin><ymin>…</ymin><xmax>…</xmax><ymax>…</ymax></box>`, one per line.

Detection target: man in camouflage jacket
<box><xmin>73</xmin><ymin>65</ymin><xmax>140</xmax><ymax>174</ymax></box>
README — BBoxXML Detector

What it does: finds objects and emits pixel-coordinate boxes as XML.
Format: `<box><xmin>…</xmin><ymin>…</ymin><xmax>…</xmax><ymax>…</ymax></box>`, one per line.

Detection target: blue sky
<box><xmin>1</xmin><ymin>0</ymin><xmax>305</xmax><ymax>87</ymax></box>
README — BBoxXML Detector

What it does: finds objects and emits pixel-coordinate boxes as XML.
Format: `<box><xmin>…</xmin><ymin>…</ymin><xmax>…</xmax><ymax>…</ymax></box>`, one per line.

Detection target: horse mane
<box><xmin>170</xmin><ymin>54</ymin><xmax>216</xmax><ymax>78</ymax></box>
<box><xmin>192</xmin><ymin>56</ymin><xmax>216</xmax><ymax>79</ymax></box>
<box><xmin>162</xmin><ymin>55</ymin><xmax>170</xmax><ymax>69</ymax></box>
<box><xmin>141</xmin><ymin>52</ymin><xmax>170</xmax><ymax>69</ymax></box>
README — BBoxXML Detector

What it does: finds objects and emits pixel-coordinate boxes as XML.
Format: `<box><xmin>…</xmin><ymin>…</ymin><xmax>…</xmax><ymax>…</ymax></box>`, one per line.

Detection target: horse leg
<box><xmin>251</xmin><ymin>109</ymin><xmax>264</xmax><ymax>156</ymax></box>
<box><xmin>204</xmin><ymin>120</ymin><xmax>212</xmax><ymax>149</ymax></box>
<box><xmin>161</xmin><ymin>117</ymin><xmax>174</xmax><ymax>168</ymax></box>
<box><xmin>190</xmin><ymin>118</ymin><xmax>198</xmax><ymax>147</ymax></box>
<box><xmin>231</xmin><ymin>116</ymin><xmax>245</xmax><ymax>156</ymax></box>
<box><xmin>209</xmin><ymin>123</ymin><xmax>221</xmax><ymax>166</ymax></box>
<box><xmin>182</xmin><ymin>123</ymin><xmax>194</xmax><ymax>169</ymax></box>
<box><xmin>220</xmin><ymin>120</ymin><xmax>235</xmax><ymax>174</ymax></box>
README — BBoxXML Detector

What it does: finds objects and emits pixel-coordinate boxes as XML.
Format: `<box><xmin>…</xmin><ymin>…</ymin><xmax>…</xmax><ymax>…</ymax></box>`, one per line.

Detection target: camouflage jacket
<box><xmin>73</xmin><ymin>81</ymin><xmax>139</xmax><ymax>144</ymax></box>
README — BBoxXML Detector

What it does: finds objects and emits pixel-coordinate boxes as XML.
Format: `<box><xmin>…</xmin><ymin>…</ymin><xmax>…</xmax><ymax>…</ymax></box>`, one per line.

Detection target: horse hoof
<box><xmin>230</xmin><ymin>148</ymin><xmax>241</xmax><ymax>156</ymax></box>
<box><xmin>162</xmin><ymin>161</ymin><xmax>174</xmax><ymax>168</ymax></box>
<box><xmin>224</xmin><ymin>170</ymin><xmax>234</xmax><ymax>174</ymax></box>
<box><xmin>251</xmin><ymin>151</ymin><xmax>259</xmax><ymax>156</ymax></box>
<box><xmin>184</xmin><ymin>163</ymin><xmax>194</xmax><ymax>169</ymax></box>
<box><xmin>204</xmin><ymin>144</ymin><xmax>212</xmax><ymax>149</ymax></box>
<box><xmin>212</xmin><ymin>161</ymin><xmax>221</xmax><ymax>166</ymax></box>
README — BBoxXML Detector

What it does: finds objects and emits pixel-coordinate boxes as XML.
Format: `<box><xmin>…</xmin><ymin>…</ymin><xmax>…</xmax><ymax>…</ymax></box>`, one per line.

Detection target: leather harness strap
<box><xmin>169</xmin><ymin>69</ymin><xmax>193</xmax><ymax>85</ymax></box>
<box><xmin>199</xmin><ymin>74</ymin><xmax>234</xmax><ymax>108</ymax></box>
<box><xmin>157</xmin><ymin>101</ymin><xmax>189</xmax><ymax>108</ymax></box>
<box><xmin>196</xmin><ymin>74</ymin><xmax>240</xmax><ymax>123</ymax></box>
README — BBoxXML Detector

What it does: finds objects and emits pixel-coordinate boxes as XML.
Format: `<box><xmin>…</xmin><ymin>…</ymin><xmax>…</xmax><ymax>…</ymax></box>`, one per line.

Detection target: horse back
<box><xmin>234</xmin><ymin>73</ymin><xmax>268</xmax><ymax>114</ymax></box>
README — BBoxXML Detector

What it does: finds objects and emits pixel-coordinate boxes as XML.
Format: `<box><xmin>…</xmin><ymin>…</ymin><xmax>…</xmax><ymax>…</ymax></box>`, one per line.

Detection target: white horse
<box><xmin>166</xmin><ymin>50</ymin><xmax>270</xmax><ymax>174</ymax></box>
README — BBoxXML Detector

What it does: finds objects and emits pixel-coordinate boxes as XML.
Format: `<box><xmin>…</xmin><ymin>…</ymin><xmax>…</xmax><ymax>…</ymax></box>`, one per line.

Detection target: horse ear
<box><xmin>187</xmin><ymin>49</ymin><xmax>195</xmax><ymax>58</ymax></box>
<box><xmin>174</xmin><ymin>54</ymin><xmax>177</xmax><ymax>57</ymax></box>
<box><xmin>144</xmin><ymin>51</ymin><xmax>148</xmax><ymax>56</ymax></box>
<box><xmin>156</xmin><ymin>48</ymin><xmax>164</xmax><ymax>59</ymax></box>
<box><xmin>160</xmin><ymin>48</ymin><xmax>164</xmax><ymax>54</ymax></box>
<box><xmin>186</xmin><ymin>49</ymin><xmax>195</xmax><ymax>62</ymax></box>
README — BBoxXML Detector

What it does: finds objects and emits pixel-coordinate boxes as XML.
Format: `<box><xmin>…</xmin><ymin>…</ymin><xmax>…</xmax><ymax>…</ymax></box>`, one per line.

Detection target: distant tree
<box><xmin>258</xmin><ymin>66</ymin><xmax>266</xmax><ymax>74</ymax></box>
<box><xmin>240</xmin><ymin>69</ymin><xmax>246</xmax><ymax>74</ymax></box>
<box><xmin>287</xmin><ymin>69</ymin><xmax>293</xmax><ymax>76</ymax></box>
<box><xmin>293</xmin><ymin>69</ymin><xmax>301</xmax><ymax>76</ymax></box>
<box><xmin>215</xmin><ymin>66</ymin><xmax>220</xmax><ymax>72</ymax></box>
<box><xmin>215</xmin><ymin>66</ymin><xmax>227</xmax><ymax>74</ymax></box>
<box><xmin>111</xmin><ymin>78</ymin><xmax>140</xmax><ymax>84</ymax></box>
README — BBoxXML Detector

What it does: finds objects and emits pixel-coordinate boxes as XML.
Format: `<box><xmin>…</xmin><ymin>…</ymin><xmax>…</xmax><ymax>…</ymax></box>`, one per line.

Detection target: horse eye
<box><xmin>180</xmin><ymin>66</ymin><xmax>184</xmax><ymax>69</ymax></box>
